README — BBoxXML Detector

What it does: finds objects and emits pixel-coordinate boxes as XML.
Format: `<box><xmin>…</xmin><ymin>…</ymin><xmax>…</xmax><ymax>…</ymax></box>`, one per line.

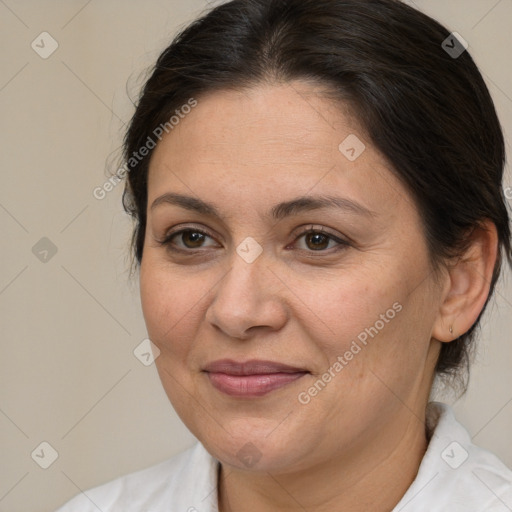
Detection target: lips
<box><xmin>203</xmin><ymin>359</ymin><xmax>309</xmax><ymax>397</ymax></box>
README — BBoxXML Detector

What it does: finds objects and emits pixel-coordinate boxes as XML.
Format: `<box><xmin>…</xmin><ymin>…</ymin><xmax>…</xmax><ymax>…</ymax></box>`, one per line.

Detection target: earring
<box><xmin>449</xmin><ymin>325</ymin><xmax>454</xmax><ymax>334</ymax></box>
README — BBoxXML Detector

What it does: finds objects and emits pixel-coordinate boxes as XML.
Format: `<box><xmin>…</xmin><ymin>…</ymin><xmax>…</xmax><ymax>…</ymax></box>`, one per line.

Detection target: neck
<box><xmin>218</xmin><ymin>409</ymin><xmax>428</xmax><ymax>512</ymax></box>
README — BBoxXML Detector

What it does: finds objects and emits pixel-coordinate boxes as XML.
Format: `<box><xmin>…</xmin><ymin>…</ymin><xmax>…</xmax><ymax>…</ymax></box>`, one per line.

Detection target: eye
<box><xmin>291</xmin><ymin>226</ymin><xmax>350</xmax><ymax>253</ymax></box>
<box><xmin>157</xmin><ymin>228</ymin><xmax>218</xmax><ymax>252</ymax></box>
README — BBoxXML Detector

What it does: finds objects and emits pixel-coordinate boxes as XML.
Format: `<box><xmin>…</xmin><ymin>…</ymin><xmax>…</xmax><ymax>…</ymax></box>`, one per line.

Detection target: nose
<box><xmin>205</xmin><ymin>248</ymin><xmax>288</xmax><ymax>340</ymax></box>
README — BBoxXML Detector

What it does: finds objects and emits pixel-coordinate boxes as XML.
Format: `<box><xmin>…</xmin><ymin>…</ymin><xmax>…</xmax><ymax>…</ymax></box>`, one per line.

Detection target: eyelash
<box><xmin>156</xmin><ymin>225</ymin><xmax>350</xmax><ymax>256</ymax></box>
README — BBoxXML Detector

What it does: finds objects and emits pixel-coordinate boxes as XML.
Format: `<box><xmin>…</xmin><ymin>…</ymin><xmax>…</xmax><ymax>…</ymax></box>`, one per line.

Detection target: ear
<box><xmin>432</xmin><ymin>220</ymin><xmax>499</xmax><ymax>343</ymax></box>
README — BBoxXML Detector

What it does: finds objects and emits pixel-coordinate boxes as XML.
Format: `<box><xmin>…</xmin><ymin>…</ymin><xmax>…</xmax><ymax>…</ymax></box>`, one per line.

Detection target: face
<box><xmin>140</xmin><ymin>82</ymin><xmax>443</xmax><ymax>474</ymax></box>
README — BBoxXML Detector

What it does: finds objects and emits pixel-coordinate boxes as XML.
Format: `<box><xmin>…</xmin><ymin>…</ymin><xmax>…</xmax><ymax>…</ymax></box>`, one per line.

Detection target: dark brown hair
<box><xmin>121</xmin><ymin>0</ymin><xmax>511</xmax><ymax>386</ymax></box>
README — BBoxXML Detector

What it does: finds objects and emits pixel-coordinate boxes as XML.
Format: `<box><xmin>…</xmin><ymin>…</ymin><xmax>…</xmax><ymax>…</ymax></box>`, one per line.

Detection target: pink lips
<box><xmin>203</xmin><ymin>359</ymin><xmax>308</xmax><ymax>397</ymax></box>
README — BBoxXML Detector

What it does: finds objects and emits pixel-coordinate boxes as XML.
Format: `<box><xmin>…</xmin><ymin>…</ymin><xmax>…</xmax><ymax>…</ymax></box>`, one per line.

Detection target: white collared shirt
<box><xmin>55</xmin><ymin>402</ymin><xmax>512</xmax><ymax>511</ymax></box>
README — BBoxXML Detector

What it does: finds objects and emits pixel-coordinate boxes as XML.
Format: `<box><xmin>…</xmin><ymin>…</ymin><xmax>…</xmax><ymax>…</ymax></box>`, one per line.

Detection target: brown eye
<box><xmin>158</xmin><ymin>228</ymin><xmax>218</xmax><ymax>252</ymax></box>
<box><xmin>304</xmin><ymin>232</ymin><xmax>331</xmax><ymax>251</ymax></box>
<box><xmin>179</xmin><ymin>230</ymin><xmax>207</xmax><ymax>249</ymax></box>
<box><xmin>292</xmin><ymin>227</ymin><xmax>350</xmax><ymax>253</ymax></box>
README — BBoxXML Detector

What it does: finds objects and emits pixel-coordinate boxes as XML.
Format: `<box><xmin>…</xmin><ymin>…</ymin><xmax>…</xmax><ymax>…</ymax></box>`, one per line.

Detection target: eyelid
<box><xmin>290</xmin><ymin>224</ymin><xmax>351</xmax><ymax>252</ymax></box>
<box><xmin>157</xmin><ymin>225</ymin><xmax>218</xmax><ymax>247</ymax></box>
<box><xmin>291</xmin><ymin>224</ymin><xmax>348</xmax><ymax>242</ymax></box>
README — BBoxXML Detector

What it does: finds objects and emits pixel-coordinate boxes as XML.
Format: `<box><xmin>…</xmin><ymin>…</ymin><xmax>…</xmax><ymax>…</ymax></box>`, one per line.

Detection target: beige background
<box><xmin>0</xmin><ymin>1</ymin><xmax>511</xmax><ymax>511</ymax></box>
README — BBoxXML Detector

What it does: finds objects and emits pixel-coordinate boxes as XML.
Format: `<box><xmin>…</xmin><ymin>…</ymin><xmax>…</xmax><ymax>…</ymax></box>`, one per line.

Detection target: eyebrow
<box><xmin>150</xmin><ymin>192</ymin><xmax>376</xmax><ymax>220</ymax></box>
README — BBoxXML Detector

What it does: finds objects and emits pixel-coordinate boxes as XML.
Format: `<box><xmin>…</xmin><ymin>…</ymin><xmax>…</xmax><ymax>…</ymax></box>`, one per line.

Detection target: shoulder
<box><xmin>394</xmin><ymin>402</ymin><xmax>512</xmax><ymax>512</ymax></box>
<box><xmin>54</xmin><ymin>442</ymin><xmax>219</xmax><ymax>512</ymax></box>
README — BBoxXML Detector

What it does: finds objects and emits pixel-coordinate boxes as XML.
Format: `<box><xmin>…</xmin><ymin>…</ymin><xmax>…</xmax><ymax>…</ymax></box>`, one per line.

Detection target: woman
<box><xmin>56</xmin><ymin>0</ymin><xmax>512</xmax><ymax>510</ymax></box>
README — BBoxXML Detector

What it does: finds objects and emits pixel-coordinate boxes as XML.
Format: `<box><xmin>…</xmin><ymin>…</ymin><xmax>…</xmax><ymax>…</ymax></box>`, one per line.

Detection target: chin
<box><xmin>195</xmin><ymin>417</ymin><xmax>310</xmax><ymax>473</ymax></box>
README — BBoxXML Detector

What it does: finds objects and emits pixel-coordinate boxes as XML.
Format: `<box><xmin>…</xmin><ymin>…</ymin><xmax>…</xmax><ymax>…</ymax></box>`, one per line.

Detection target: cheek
<box><xmin>324</xmin><ymin>285</ymin><xmax>435</xmax><ymax>412</ymax></box>
<box><xmin>306</xmin><ymin>263</ymin><xmax>430</xmax><ymax>394</ymax></box>
<box><xmin>299</xmin><ymin>268</ymin><xmax>398</xmax><ymax>355</ymax></box>
<box><xmin>139</xmin><ymin>255</ymin><xmax>207</xmax><ymax>356</ymax></box>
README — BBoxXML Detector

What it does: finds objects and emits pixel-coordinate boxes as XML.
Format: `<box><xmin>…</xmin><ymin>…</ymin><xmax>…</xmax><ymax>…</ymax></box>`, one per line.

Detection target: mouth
<box><xmin>202</xmin><ymin>359</ymin><xmax>309</xmax><ymax>397</ymax></box>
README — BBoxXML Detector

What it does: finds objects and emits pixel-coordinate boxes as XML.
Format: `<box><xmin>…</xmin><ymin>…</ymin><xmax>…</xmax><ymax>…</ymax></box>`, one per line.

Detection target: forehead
<box><xmin>146</xmin><ymin>82</ymin><xmax>408</xmax><ymax>221</ymax></box>
<box><xmin>151</xmin><ymin>82</ymin><xmax>367</xmax><ymax>168</ymax></box>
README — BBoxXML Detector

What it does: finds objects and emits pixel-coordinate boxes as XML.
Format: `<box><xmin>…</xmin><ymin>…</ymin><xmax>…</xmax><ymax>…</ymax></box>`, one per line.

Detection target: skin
<box><xmin>139</xmin><ymin>81</ymin><xmax>498</xmax><ymax>511</ymax></box>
